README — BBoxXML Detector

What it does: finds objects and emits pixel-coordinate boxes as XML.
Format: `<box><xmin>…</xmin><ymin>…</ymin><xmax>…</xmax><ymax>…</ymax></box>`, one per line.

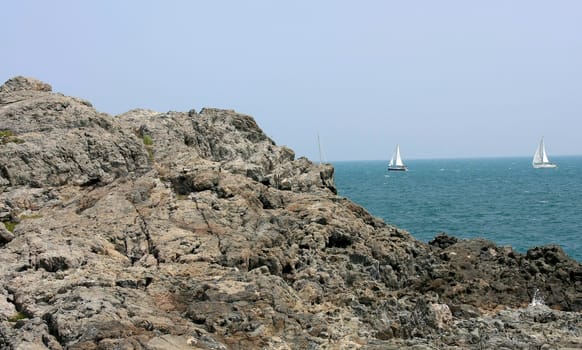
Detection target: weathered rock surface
<box><xmin>1</xmin><ymin>76</ymin><xmax>581</xmax><ymax>349</ymax></box>
<box><xmin>0</xmin><ymin>76</ymin><xmax>149</xmax><ymax>188</ymax></box>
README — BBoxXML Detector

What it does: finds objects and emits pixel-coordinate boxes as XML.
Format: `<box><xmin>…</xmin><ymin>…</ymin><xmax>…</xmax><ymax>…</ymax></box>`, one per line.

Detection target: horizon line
<box><xmin>325</xmin><ymin>153</ymin><xmax>582</xmax><ymax>163</ymax></box>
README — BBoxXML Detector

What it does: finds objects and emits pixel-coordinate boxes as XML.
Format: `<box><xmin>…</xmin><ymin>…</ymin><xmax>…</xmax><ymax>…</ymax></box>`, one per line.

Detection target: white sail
<box><xmin>532</xmin><ymin>142</ymin><xmax>543</xmax><ymax>165</ymax></box>
<box><xmin>532</xmin><ymin>137</ymin><xmax>557</xmax><ymax>168</ymax></box>
<box><xmin>541</xmin><ymin>141</ymin><xmax>550</xmax><ymax>163</ymax></box>
<box><xmin>388</xmin><ymin>144</ymin><xmax>408</xmax><ymax>171</ymax></box>
<box><xmin>394</xmin><ymin>145</ymin><xmax>404</xmax><ymax>166</ymax></box>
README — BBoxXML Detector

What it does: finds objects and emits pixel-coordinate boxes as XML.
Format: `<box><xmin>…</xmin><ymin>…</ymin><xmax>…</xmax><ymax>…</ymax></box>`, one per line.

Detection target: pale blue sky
<box><xmin>2</xmin><ymin>1</ymin><xmax>581</xmax><ymax>161</ymax></box>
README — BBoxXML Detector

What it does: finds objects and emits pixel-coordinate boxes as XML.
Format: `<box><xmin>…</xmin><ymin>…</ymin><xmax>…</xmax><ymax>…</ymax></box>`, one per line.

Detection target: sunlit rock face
<box><xmin>0</xmin><ymin>76</ymin><xmax>581</xmax><ymax>349</ymax></box>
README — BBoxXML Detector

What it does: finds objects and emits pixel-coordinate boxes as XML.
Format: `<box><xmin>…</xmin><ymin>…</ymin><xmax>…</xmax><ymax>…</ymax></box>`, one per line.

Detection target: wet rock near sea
<box><xmin>1</xmin><ymin>76</ymin><xmax>581</xmax><ymax>349</ymax></box>
<box><xmin>425</xmin><ymin>233</ymin><xmax>582</xmax><ymax>313</ymax></box>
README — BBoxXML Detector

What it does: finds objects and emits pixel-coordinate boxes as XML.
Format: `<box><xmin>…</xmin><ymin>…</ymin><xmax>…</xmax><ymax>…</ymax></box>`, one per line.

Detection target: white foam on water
<box><xmin>528</xmin><ymin>288</ymin><xmax>546</xmax><ymax>307</ymax></box>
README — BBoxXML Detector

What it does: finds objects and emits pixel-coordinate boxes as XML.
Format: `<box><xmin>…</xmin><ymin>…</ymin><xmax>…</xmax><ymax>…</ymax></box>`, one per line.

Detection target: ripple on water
<box><xmin>333</xmin><ymin>156</ymin><xmax>582</xmax><ymax>262</ymax></box>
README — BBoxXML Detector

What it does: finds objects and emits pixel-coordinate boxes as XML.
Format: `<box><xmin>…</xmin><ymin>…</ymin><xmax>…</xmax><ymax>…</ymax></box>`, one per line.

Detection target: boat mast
<box><xmin>317</xmin><ymin>133</ymin><xmax>324</xmax><ymax>165</ymax></box>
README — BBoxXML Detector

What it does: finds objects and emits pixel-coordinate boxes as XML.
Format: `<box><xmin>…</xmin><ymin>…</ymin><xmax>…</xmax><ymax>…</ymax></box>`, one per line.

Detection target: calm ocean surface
<box><xmin>333</xmin><ymin>157</ymin><xmax>582</xmax><ymax>262</ymax></box>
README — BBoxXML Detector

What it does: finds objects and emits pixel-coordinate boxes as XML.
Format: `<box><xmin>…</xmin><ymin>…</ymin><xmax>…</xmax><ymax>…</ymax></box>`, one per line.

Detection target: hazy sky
<box><xmin>2</xmin><ymin>1</ymin><xmax>581</xmax><ymax>161</ymax></box>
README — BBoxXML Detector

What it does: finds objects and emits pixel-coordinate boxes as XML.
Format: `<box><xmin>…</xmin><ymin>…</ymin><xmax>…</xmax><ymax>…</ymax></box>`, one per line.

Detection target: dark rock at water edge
<box><xmin>1</xmin><ymin>76</ymin><xmax>581</xmax><ymax>349</ymax></box>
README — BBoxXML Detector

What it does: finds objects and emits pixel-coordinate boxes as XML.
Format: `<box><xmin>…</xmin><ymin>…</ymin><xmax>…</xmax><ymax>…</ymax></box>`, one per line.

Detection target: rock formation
<box><xmin>1</xmin><ymin>76</ymin><xmax>581</xmax><ymax>349</ymax></box>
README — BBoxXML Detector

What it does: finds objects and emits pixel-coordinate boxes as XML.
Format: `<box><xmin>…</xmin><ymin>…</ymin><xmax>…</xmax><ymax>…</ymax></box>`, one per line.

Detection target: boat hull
<box><xmin>533</xmin><ymin>163</ymin><xmax>557</xmax><ymax>169</ymax></box>
<box><xmin>388</xmin><ymin>166</ymin><xmax>408</xmax><ymax>172</ymax></box>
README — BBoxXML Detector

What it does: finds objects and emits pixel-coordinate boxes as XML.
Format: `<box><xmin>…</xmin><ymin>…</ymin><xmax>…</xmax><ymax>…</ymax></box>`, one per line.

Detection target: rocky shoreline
<box><xmin>1</xmin><ymin>76</ymin><xmax>581</xmax><ymax>349</ymax></box>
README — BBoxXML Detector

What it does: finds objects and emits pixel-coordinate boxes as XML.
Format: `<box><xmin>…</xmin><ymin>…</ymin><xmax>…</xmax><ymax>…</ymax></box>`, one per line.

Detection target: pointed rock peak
<box><xmin>0</xmin><ymin>76</ymin><xmax>52</xmax><ymax>93</ymax></box>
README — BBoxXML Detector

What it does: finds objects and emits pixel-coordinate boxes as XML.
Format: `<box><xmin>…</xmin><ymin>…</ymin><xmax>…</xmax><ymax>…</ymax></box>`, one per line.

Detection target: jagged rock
<box><xmin>0</xmin><ymin>225</ymin><xmax>14</xmax><ymax>244</ymax></box>
<box><xmin>0</xmin><ymin>78</ymin><xmax>149</xmax><ymax>188</ymax></box>
<box><xmin>0</xmin><ymin>76</ymin><xmax>581</xmax><ymax>349</ymax></box>
<box><xmin>419</xmin><ymin>236</ymin><xmax>582</xmax><ymax>314</ymax></box>
<box><xmin>0</xmin><ymin>293</ymin><xmax>17</xmax><ymax>321</ymax></box>
<box><xmin>0</xmin><ymin>76</ymin><xmax>52</xmax><ymax>93</ymax></box>
<box><xmin>428</xmin><ymin>232</ymin><xmax>458</xmax><ymax>249</ymax></box>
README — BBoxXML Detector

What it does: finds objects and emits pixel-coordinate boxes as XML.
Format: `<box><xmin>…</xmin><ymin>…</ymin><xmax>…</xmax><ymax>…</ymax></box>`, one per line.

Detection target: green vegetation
<box><xmin>2</xmin><ymin>215</ymin><xmax>42</xmax><ymax>232</ymax></box>
<box><xmin>0</xmin><ymin>130</ymin><xmax>24</xmax><ymax>144</ymax></box>
<box><xmin>0</xmin><ymin>130</ymin><xmax>15</xmax><ymax>138</ymax></box>
<box><xmin>146</xmin><ymin>147</ymin><xmax>154</xmax><ymax>161</ymax></box>
<box><xmin>142</xmin><ymin>134</ymin><xmax>154</xmax><ymax>160</ymax></box>
<box><xmin>142</xmin><ymin>134</ymin><xmax>153</xmax><ymax>146</ymax></box>
<box><xmin>7</xmin><ymin>312</ymin><xmax>27</xmax><ymax>322</ymax></box>
<box><xmin>20</xmin><ymin>214</ymin><xmax>43</xmax><ymax>220</ymax></box>
<box><xmin>3</xmin><ymin>221</ymin><xmax>17</xmax><ymax>232</ymax></box>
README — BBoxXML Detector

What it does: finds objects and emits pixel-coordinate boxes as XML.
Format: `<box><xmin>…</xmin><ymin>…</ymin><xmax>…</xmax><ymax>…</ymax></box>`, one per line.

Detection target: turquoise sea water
<box><xmin>333</xmin><ymin>157</ymin><xmax>582</xmax><ymax>262</ymax></box>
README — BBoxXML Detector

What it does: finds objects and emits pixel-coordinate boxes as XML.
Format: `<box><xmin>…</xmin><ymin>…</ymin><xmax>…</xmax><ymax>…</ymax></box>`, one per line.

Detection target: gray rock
<box><xmin>0</xmin><ymin>76</ymin><xmax>52</xmax><ymax>93</ymax></box>
<box><xmin>0</xmin><ymin>76</ymin><xmax>581</xmax><ymax>349</ymax></box>
<box><xmin>0</xmin><ymin>225</ymin><xmax>15</xmax><ymax>244</ymax></box>
<box><xmin>0</xmin><ymin>78</ymin><xmax>150</xmax><ymax>188</ymax></box>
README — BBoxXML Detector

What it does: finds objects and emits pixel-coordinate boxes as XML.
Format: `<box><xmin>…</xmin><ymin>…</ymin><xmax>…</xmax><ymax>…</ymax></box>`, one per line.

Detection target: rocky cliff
<box><xmin>1</xmin><ymin>76</ymin><xmax>581</xmax><ymax>349</ymax></box>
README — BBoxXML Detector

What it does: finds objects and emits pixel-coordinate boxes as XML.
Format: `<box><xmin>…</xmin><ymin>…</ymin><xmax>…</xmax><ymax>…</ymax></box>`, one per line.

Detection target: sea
<box><xmin>332</xmin><ymin>156</ymin><xmax>582</xmax><ymax>262</ymax></box>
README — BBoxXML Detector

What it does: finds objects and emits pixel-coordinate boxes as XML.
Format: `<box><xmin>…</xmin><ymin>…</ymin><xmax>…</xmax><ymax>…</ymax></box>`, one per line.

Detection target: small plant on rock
<box><xmin>0</xmin><ymin>130</ymin><xmax>24</xmax><ymax>144</ymax></box>
<box><xmin>142</xmin><ymin>134</ymin><xmax>154</xmax><ymax>160</ymax></box>
<box><xmin>142</xmin><ymin>134</ymin><xmax>153</xmax><ymax>146</ymax></box>
<box><xmin>7</xmin><ymin>312</ymin><xmax>27</xmax><ymax>322</ymax></box>
<box><xmin>3</xmin><ymin>221</ymin><xmax>17</xmax><ymax>232</ymax></box>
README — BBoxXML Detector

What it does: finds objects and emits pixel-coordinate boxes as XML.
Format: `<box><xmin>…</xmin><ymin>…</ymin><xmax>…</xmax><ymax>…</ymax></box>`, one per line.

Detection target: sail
<box><xmin>532</xmin><ymin>137</ymin><xmax>557</xmax><ymax>168</ymax></box>
<box><xmin>394</xmin><ymin>145</ymin><xmax>404</xmax><ymax>167</ymax></box>
<box><xmin>388</xmin><ymin>144</ymin><xmax>408</xmax><ymax>171</ymax></box>
<box><xmin>532</xmin><ymin>141</ymin><xmax>543</xmax><ymax>165</ymax></box>
<box><xmin>533</xmin><ymin>138</ymin><xmax>551</xmax><ymax>164</ymax></box>
<box><xmin>540</xmin><ymin>139</ymin><xmax>550</xmax><ymax>163</ymax></box>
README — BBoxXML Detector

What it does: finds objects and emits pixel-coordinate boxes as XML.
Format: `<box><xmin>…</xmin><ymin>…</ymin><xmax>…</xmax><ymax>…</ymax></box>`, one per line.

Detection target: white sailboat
<box><xmin>388</xmin><ymin>144</ymin><xmax>408</xmax><ymax>171</ymax></box>
<box><xmin>532</xmin><ymin>137</ymin><xmax>557</xmax><ymax>169</ymax></box>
